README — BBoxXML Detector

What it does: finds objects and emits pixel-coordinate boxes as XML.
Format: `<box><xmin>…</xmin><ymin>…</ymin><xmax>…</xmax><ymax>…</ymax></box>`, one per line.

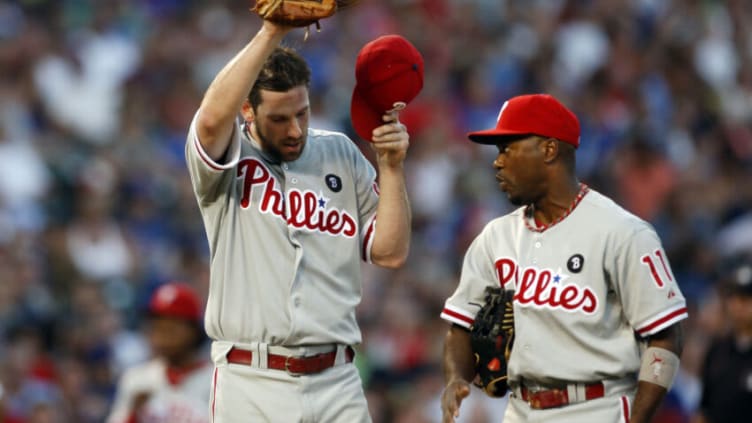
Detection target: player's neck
<box><xmin>531</xmin><ymin>179</ymin><xmax>583</xmax><ymax>227</ymax></box>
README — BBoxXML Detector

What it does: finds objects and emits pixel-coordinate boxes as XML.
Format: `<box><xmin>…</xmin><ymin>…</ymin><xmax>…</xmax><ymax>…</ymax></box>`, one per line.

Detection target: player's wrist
<box><xmin>257</xmin><ymin>21</ymin><xmax>291</xmax><ymax>40</ymax></box>
<box><xmin>445</xmin><ymin>377</ymin><xmax>470</xmax><ymax>387</ymax></box>
<box><xmin>375</xmin><ymin>155</ymin><xmax>407</xmax><ymax>171</ymax></box>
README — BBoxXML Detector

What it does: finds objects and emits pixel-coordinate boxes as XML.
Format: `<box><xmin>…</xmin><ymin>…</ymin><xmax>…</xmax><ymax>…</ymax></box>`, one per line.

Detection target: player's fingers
<box><xmin>441</xmin><ymin>385</ymin><xmax>463</xmax><ymax>423</ymax></box>
<box><xmin>452</xmin><ymin>382</ymin><xmax>471</xmax><ymax>418</ymax></box>
<box><xmin>453</xmin><ymin>384</ymin><xmax>469</xmax><ymax>416</ymax></box>
<box><xmin>371</xmin><ymin>131</ymin><xmax>407</xmax><ymax>145</ymax></box>
<box><xmin>441</xmin><ymin>400</ymin><xmax>458</xmax><ymax>423</ymax></box>
<box><xmin>382</xmin><ymin>110</ymin><xmax>399</xmax><ymax>123</ymax></box>
<box><xmin>372</xmin><ymin>121</ymin><xmax>406</xmax><ymax>139</ymax></box>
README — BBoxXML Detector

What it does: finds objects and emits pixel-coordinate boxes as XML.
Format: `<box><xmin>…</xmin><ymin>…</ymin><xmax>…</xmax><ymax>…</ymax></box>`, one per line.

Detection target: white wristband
<box><xmin>638</xmin><ymin>346</ymin><xmax>680</xmax><ymax>389</ymax></box>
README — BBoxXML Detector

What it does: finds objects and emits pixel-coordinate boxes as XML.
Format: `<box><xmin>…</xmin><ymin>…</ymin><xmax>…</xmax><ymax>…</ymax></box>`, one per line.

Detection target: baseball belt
<box><xmin>519</xmin><ymin>381</ymin><xmax>605</xmax><ymax>409</ymax></box>
<box><xmin>226</xmin><ymin>345</ymin><xmax>354</xmax><ymax>376</ymax></box>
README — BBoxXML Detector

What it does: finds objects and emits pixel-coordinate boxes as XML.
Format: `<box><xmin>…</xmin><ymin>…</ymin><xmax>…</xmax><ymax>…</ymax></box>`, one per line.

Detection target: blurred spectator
<box><xmin>693</xmin><ymin>256</ymin><xmax>752</xmax><ymax>423</ymax></box>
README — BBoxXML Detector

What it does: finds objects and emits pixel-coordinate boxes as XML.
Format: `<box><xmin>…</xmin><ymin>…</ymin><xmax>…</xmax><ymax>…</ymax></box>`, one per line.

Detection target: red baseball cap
<box><xmin>149</xmin><ymin>282</ymin><xmax>202</xmax><ymax>323</ymax></box>
<box><xmin>351</xmin><ymin>34</ymin><xmax>424</xmax><ymax>142</ymax></box>
<box><xmin>467</xmin><ymin>94</ymin><xmax>581</xmax><ymax>148</ymax></box>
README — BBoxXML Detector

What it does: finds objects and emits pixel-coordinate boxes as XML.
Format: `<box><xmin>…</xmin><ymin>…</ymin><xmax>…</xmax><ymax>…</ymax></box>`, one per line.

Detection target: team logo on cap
<box><xmin>325</xmin><ymin>174</ymin><xmax>342</xmax><ymax>193</ymax></box>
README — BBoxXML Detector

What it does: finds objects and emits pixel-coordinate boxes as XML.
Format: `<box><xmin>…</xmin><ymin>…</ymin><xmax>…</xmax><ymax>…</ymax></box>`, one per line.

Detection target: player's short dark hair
<box><xmin>248</xmin><ymin>46</ymin><xmax>311</xmax><ymax>110</ymax></box>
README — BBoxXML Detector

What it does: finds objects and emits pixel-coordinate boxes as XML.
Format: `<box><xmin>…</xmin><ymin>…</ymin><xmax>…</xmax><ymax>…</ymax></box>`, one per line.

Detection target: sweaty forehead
<box><xmin>258</xmin><ymin>86</ymin><xmax>309</xmax><ymax>113</ymax></box>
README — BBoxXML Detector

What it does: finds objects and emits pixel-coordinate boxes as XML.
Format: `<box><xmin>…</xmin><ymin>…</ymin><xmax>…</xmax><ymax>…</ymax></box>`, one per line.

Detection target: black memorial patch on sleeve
<box><xmin>567</xmin><ymin>254</ymin><xmax>585</xmax><ymax>273</ymax></box>
<box><xmin>325</xmin><ymin>174</ymin><xmax>343</xmax><ymax>192</ymax></box>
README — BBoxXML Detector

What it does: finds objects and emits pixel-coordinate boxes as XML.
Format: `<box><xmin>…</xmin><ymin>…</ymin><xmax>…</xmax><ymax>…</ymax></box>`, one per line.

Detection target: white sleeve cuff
<box><xmin>635</xmin><ymin>304</ymin><xmax>688</xmax><ymax>337</ymax></box>
<box><xmin>440</xmin><ymin>304</ymin><xmax>475</xmax><ymax>329</ymax></box>
<box><xmin>190</xmin><ymin>111</ymin><xmax>242</xmax><ymax>171</ymax></box>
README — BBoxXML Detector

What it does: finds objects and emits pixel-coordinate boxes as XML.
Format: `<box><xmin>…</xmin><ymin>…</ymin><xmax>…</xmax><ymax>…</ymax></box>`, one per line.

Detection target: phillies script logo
<box><xmin>495</xmin><ymin>257</ymin><xmax>598</xmax><ymax>314</ymax></box>
<box><xmin>237</xmin><ymin>158</ymin><xmax>357</xmax><ymax>237</ymax></box>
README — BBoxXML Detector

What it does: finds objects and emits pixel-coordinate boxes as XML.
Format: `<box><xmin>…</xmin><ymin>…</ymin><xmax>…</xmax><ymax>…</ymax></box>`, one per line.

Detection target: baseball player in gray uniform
<box><xmin>440</xmin><ymin>94</ymin><xmax>687</xmax><ymax>423</ymax></box>
<box><xmin>107</xmin><ymin>282</ymin><xmax>211</xmax><ymax>423</ymax></box>
<box><xmin>184</xmin><ymin>19</ymin><xmax>411</xmax><ymax>423</ymax></box>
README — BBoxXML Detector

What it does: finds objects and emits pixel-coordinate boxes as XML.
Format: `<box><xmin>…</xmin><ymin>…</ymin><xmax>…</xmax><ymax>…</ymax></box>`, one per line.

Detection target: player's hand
<box><xmin>131</xmin><ymin>391</ymin><xmax>151</xmax><ymax>415</ymax></box>
<box><xmin>441</xmin><ymin>378</ymin><xmax>471</xmax><ymax>423</ymax></box>
<box><xmin>371</xmin><ymin>111</ymin><xmax>409</xmax><ymax>168</ymax></box>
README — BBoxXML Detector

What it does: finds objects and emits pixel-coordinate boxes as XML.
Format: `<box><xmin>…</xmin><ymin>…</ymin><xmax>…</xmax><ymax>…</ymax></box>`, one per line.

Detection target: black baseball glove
<box><xmin>470</xmin><ymin>286</ymin><xmax>515</xmax><ymax>397</ymax></box>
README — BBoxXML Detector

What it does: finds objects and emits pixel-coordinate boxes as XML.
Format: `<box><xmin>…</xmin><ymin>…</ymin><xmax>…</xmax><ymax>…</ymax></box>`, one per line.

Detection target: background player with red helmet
<box><xmin>106</xmin><ymin>282</ymin><xmax>211</xmax><ymax>423</ymax></box>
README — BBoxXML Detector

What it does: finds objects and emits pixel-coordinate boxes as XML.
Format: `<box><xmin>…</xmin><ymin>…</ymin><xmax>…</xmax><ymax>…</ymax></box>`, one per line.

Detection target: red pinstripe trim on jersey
<box><xmin>635</xmin><ymin>305</ymin><xmax>688</xmax><ymax>336</ymax></box>
<box><xmin>621</xmin><ymin>396</ymin><xmax>630</xmax><ymax>423</ymax></box>
<box><xmin>193</xmin><ymin>135</ymin><xmax>225</xmax><ymax>171</ymax></box>
<box><xmin>362</xmin><ymin>215</ymin><xmax>376</xmax><ymax>262</ymax></box>
<box><xmin>440</xmin><ymin>305</ymin><xmax>474</xmax><ymax>328</ymax></box>
<box><xmin>211</xmin><ymin>367</ymin><xmax>218</xmax><ymax>422</ymax></box>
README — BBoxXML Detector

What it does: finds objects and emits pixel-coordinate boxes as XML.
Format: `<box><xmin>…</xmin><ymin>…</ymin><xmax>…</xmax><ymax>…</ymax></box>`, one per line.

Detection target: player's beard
<box><xmin>507</xmin><ymin>193</ymin><xmax>525</xmax><ymax>206</ymax></box>
<box><xmin>500</xmin><ymin>181</ymin><xmax>537</xmax><ymax>207</ymax></box>
<box><xmin>498</xmin><ymin>176</ymin><xmax>525</xmax><ymax>206</ymax></box>
<box><xmin>255</xmin><ymin>123</ymin><xmax>306</xmax><ymax>162</ymax></box>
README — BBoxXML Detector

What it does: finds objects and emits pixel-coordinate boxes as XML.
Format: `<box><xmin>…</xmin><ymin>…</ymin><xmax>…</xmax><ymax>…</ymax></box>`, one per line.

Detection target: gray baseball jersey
<box><xmin>107</xmin><ymin>358</ymin><xmax>213</xmax><ymax>423</ymax></box>
<box><xmin>441</xmin><ymin>186</ymin><xmax>688</xmax><ymax>385</ymax></box>
<box><xmin>185</xmin><ymin>111</ymin><xmax>380</xmax><ymax>346</ymax></box>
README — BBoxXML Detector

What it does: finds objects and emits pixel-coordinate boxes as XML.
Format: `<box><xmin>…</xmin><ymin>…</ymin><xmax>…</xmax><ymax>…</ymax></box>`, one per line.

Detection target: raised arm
<box><xmin>196</xmin><ymin>21</ymin><xmax>292</xmax><ymax>161</ymax></box>
<box><xmin>368</xmin><ymin>112</ymin><xmax>411</xmax><ymax>268</ymax></box>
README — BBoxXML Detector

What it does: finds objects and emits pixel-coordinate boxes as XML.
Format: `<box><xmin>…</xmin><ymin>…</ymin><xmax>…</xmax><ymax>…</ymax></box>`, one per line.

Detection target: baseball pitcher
<box><xmin>185</xmin><ymin>10</ymin><xmax>421</xmax><ymax>422</ymax></box>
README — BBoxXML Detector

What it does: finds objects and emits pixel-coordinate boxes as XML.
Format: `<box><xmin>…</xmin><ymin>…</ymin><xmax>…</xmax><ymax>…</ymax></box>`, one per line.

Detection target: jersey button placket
<box><xmin>532</xmin><ymin>234</ymin><xmax>542</xmax><ymax>264</ymax></box>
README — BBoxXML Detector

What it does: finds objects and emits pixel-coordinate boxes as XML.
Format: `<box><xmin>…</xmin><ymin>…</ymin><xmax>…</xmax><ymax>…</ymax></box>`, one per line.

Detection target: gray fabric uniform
<box><xmin>185</xmin><ymin>110</ymin><xmax>378</xmax><ymax>422</ymax></box>
<box><xmin>441</xmin><ymin>187</ymin><xmax>688</xmax><ymax>422</ymax></box>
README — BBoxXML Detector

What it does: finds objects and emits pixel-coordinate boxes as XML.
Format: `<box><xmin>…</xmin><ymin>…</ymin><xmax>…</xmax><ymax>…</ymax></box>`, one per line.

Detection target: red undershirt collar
<box><xmin>165</xmin><ymin>360</ymin><xmax>206</xmax><ymax>386</ymax></box>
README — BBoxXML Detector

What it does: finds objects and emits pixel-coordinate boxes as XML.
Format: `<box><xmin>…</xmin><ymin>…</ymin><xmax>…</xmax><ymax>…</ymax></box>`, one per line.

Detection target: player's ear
<box><xmin>541</xmin><ymin>137</ymin><xmax>559</xmax><ymax>164</ymax></box>
<box><xmin>241</xmin><ymin>100</ymin><xmax>255</xmax><ymax>124</ymax></box>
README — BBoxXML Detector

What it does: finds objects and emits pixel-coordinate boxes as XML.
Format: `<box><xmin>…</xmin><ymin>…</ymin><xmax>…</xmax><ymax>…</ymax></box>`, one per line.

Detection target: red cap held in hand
<box><xmin>149</xmin><ymin>282</ymin><xmax>202</xmax><ymax>323</ymax></box>
<box><xmin>351</xmin><ymin>34</ymin><xmax>424</xmax><ymax>142</ymax></box>
<box><xmin>468</xmin><ymin>94</ymin><xmax>581</xmax><ymax>148</ymax></box>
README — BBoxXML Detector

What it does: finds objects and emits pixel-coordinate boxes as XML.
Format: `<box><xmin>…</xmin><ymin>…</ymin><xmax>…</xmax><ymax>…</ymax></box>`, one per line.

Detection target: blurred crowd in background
<box><xmin>1</xmin><ymin>0</ymin><xmax>751</xmax><ymax>422</ymax></box>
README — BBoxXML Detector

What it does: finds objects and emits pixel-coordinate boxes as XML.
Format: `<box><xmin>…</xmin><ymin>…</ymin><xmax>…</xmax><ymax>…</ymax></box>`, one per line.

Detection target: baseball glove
<box><xmin>470</xmin><ymin>286</ymin><xmax>515</xmax><ymax>397</ymax></box>
<box><xmin>251</xmin><ymin>0</ymin><xmax>358</xmax><ymax>28</ymax></box>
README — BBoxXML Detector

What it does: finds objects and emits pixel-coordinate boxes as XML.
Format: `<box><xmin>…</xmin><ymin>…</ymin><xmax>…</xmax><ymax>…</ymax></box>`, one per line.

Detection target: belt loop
<box><xmin>334</xmin><ymin>345</ymin><xmax>347</xmax><ymax>365</ymax></box>
<box><xmin>513</xmin><ymin>384</ymin><xmax>523</xmax><ymax>400</ymax></box>
<box><xmin>257</xmin><ymin>342</ymin><xmax>268</xmax><ymax>368</ymax></box>
<box><xmin>566</xmin><ymin>384</ymin><xmax>577</xmax><ymax>402</ymax></box>
<box><xmin>575</xmin><ymin>383</ymin><xmax>587</xmax><ymax>402</ymax></box>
